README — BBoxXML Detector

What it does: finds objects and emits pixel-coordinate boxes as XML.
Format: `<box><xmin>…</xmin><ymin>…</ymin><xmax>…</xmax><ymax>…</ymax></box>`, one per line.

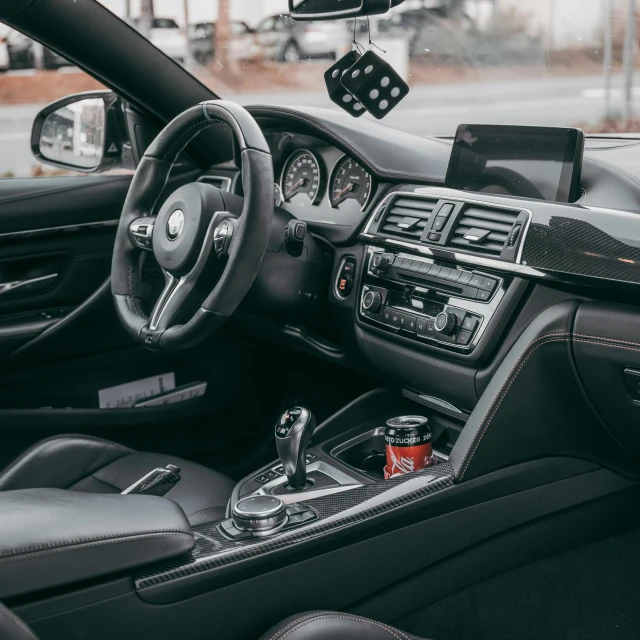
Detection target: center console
<box><xmin>359</xmin><ymin>247</ymin><xmax>509</xmax><ymax>353</ymax></box>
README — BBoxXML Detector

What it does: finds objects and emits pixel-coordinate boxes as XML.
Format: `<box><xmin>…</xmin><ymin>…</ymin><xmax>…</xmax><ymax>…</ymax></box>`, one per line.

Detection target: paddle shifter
<box><xmin>275</xmin><ymin>407</ymin><xmax>316</xmax><ymax>489</ymax></box>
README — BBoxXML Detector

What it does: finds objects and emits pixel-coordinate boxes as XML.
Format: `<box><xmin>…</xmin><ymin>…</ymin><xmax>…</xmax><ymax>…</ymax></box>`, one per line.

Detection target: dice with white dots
<box><xmin>323</xmin><ymin>50</ymin><xmax>366</xmax><ymax>118</ymax></box>
<box><xmin>340</xmin><ymin>50</ymin><xmax>409</xmax><ymax>119</ymax></box>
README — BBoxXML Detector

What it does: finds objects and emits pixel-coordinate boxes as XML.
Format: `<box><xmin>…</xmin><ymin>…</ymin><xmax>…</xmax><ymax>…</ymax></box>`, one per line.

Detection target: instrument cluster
<box><xmin>275</xmin><ymin>139</ymin><xmax>376</xmax><ymax>227</ymax></box>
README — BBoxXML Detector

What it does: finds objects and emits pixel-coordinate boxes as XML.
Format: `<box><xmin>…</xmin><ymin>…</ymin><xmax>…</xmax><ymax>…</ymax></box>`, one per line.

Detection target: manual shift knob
<box><xmin>275</xmin><ymin>407</ymin><xmax>316</xmax><ymax>489</ymax></box>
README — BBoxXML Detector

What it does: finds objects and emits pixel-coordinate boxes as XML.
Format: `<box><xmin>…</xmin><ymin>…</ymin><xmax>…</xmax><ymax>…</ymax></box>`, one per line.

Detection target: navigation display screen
<box><xmin>445</xmin><ymin>124</ymin><xmax>585</xmax><ymax>203</ymax></box>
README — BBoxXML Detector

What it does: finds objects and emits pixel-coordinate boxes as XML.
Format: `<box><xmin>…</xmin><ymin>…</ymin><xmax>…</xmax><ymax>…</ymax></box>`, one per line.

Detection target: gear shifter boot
<box><xmin>275</xmin><ymin>407</ymin><xmax>316</xmax><ymax>489</ymax></box>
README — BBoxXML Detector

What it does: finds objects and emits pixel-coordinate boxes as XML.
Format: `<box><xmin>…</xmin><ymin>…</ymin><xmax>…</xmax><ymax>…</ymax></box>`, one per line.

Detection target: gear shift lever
<box><xmin>275</xmin><ymin>407</ymin><xmax>316</xmax><ymax>489</ymax></box>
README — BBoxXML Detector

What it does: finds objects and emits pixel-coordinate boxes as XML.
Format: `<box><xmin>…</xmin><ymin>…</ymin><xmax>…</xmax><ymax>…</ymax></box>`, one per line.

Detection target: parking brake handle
<box><xmin>121</xmin><ymin>464</ymin><xmax>181</xmax><ymax>497</ymax></box>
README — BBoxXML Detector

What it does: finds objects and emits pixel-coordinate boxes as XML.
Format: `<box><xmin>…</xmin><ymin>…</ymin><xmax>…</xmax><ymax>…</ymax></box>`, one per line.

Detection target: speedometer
<box><xmin>281</xmin><ymin>150</ymin><xmax>322</xmax><ymax>204</ymax></box>
<box><xmin>329</xmin><ymin>156</ymin><xmax>373</xmax><ymax>209</ymax></box>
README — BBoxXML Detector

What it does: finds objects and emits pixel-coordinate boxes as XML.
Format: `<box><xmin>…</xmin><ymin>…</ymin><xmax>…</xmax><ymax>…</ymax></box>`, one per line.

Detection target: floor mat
<box><xmin>398</xmin><ymin>525</ymin><xmax>640</xmax><ymax>640</ymax></box>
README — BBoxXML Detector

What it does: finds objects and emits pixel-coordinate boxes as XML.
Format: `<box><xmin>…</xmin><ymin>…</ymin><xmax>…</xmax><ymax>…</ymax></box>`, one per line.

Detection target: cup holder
<box><xmin>331</xmin><ymin>427</ymin><xmax>388</xmax><ymax>480</ymax></box>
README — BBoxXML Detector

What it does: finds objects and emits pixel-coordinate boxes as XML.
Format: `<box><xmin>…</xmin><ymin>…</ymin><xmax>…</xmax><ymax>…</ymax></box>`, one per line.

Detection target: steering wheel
<box><xmin>111</xmin><ymin>100</ymin><xmax>274</xmax><ymax>351</ymax></box>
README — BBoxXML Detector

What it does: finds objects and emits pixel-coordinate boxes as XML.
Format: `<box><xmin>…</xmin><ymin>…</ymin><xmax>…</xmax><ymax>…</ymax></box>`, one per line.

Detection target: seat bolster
<box><xmin>258</xmin><ymin>611</ymin><xmax>424</xmax><ymax>640</ymax></box>
<box><xmin>0</xmin><ymin>435</ymin><xmax>132</xmax><ymax>492</ymax></box>
<box><xmin>83</xmin><ymin>452</ymin><xmax>236</xmax><ymax>523</ymax></box>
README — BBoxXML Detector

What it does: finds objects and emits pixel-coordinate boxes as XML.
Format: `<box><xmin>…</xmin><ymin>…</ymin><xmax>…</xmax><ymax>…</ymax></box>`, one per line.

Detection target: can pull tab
<box><xmin>121</xmin><ymin>464</ymin><xmax>181</xmax><ymax>497</ymax></box>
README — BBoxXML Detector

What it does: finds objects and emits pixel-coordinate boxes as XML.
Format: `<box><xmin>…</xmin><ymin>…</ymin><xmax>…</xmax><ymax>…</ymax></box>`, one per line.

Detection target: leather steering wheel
<box><xmin>111</xmin><ymin>100</ymin><xmax>274</xmax><ymax>350</ymax></box>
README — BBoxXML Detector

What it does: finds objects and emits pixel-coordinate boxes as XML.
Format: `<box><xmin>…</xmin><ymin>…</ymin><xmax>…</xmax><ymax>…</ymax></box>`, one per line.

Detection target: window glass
<box><xmin>0</xmin><ymin>22</ymin><xmax>107</xmax><ymax>178</ymax></box>
<box><xmin>97</xmin><ymin>0</ymin><xmax>640</xmax><ymax>137</ymax></box>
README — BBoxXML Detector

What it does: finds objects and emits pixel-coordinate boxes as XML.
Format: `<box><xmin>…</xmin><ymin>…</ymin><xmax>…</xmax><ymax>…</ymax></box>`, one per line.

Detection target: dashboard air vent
<box><xmin>379</xmin><ymin>196</ymin><xmax>437</xmax><ymax>241</ymax></box>
<box><xmin>449</xmin><ymin>206</ymin><xmax>518</xmax><ymax>257</ymax></box>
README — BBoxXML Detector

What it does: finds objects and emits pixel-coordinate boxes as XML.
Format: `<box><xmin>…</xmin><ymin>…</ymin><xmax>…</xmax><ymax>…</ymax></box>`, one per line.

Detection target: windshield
<box><xmin>105</xmin><ymin>0</ymin><xmax>637</xmax><ymax>136</ymax></box>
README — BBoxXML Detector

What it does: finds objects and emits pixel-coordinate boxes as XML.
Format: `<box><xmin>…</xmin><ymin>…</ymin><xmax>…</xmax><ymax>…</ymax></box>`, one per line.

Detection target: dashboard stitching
<box><xmin>573</xmin><ymin>333</ymin><xmax>640</xmax><ymax>348</ymax></box>
<box><xmin>585</xmin><ymin>156</ymin><xmax>640</xmax><ymax>191</ymax></box>
<box><xmin>249</xmin><ymin>106</ymin><xmax>445</xmax><ymax>185</ymax></box>
<box><xmin>573</xmin><ymin>338</ymin><xmax>640</xmax><ymax>353</ymax></box>
<box><xmin>458</xmin><ymin>333</ymin><xmax>571</xmax><ymax>480</ymax></box>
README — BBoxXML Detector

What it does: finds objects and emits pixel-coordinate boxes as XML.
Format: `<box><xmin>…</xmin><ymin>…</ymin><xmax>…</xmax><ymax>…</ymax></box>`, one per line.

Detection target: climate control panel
<box><xmin>359</xmin><ymin>248</ymin><xmax>508</xmax><ymax>352</ymax></box>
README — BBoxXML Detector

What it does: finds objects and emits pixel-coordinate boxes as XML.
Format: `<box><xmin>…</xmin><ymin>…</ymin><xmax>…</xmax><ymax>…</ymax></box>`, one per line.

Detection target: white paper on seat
<box><xmin>98</xmin><ymin>373</ymin><xmax>176</xmax><ymax>409</ymax></box>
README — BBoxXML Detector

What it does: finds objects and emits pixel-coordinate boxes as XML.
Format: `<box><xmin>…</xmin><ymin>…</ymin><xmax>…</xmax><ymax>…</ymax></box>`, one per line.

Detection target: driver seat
<box><xmin>0</xmin><ymin>434</ymin><xmax>235</xmax><ymax>525</ymax></box>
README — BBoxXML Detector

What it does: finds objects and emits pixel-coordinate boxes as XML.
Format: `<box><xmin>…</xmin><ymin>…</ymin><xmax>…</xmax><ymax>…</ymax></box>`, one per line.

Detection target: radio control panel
<box><xmin>359</xmin><ymin>248</ymin><xmax>508</xmax><ymax>352</ymax></box>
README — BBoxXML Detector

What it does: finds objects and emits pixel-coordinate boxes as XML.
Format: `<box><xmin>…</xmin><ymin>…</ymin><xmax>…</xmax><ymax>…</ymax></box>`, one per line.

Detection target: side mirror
<box><xmin>31</xmin><ymin>91</ymin><xmax>126</xmax><ymax>173</ymax></box>
<box><xmin>289</xmin><ymin>0</ymin><xmax>405</xmax><ymax>21</ymax></box>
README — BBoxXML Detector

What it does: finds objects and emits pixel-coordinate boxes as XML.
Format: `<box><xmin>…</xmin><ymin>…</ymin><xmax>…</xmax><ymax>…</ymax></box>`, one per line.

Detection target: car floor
<box><xmin>398</xmin><ymin>524</ymin><xmax>640</xmax><ymax>640</ymax></box>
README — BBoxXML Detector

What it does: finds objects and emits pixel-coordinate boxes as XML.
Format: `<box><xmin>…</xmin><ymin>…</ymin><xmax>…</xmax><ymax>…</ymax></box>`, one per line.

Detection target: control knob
<box><xmin>231</xmin><ymin>495</ymin><xmax>287</xmax><ymax>536</ymax></box>
<box><xmin>434</xmin><ymin>311</ymin><xmax>457</xmax><ymax>335</ymax></box>
<box><xmin>363</xmin><ymin>290</ymin><xmax>382</xmax><ymax>313</ymax></box>
<box><xmin>371</xmin><ymin>254</ymin><xmax>391</xmax><ymax>273</ymax></box>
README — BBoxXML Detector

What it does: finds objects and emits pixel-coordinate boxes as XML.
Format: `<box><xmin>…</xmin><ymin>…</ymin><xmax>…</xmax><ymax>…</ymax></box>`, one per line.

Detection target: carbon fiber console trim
<box><xmin>135</xmin><ymin>463</ymin><xmax>453</xmax><ymax>591</ymax></box>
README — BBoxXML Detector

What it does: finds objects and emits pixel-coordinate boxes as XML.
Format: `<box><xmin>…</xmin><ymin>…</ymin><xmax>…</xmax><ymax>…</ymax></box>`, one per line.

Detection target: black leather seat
<box><xmin>0</xmin><ymin>605</ymin><xmax>426</xmax><ymax>640</ymax></box>
<box><xmin>0</xmin><ymin>434</ymin><xmax>235</xmax><ymax>525</ymax></box>
<box><xmin>259</xmin><ymin>611</ymin><xmax>425</xmax><ymax>639</ymax></box>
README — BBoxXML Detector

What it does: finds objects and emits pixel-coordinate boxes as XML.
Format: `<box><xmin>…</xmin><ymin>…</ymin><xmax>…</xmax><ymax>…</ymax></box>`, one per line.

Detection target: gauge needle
<box><xmin>334</xmin><ymin>182</ymin><xmax>356</xmax><ymax>204</ymax></box>
<box><xmin>286</xmin><ymin>178</ymin><xmax>306</xmax><ymax>199</ymax></box>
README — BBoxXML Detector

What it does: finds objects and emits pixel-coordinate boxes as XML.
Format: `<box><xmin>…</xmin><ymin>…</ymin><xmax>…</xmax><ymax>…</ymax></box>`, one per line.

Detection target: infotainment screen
<box><xmin>445</xmin><ymin>124</ymin><xmax>585</xmax><ymax>203</ymax></box>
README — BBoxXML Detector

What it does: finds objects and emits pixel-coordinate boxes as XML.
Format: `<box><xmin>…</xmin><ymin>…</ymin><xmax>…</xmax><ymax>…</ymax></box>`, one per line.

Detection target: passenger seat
<box><xmin>0</xmin><ymin>604</ymin><xmax>426</xmax><ymax>639</ymax></box>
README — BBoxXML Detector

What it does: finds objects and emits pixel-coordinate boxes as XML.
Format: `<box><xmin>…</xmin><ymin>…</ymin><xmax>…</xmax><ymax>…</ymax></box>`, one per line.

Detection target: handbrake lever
<box><xmin>121</xmin><ymin>464</ymin><xmax>181</xmax><ymax>497</ymax></box>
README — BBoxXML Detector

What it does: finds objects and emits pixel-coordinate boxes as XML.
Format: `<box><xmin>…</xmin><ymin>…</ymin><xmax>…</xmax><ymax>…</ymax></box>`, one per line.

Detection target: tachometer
<box><xmin>281</xmin><ymin>150</ymin><xmax>322</xmax><ymax>204</ymax></box>
<box><xmin>329</xmin><ymin>156</ymin><xmax>372</xmax><ymax>209</ymax></box>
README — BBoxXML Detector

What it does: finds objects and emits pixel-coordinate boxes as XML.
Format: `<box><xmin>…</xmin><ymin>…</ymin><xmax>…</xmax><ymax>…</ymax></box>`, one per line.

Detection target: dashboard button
<box><xmin>445</xmin><ymin>269</ymin><xmax>461</xmax><ymax>282</ymax></box>
<box><xmin>416</xmin><ymin>317</ymin><xmax>427</xmax><ymax>335</ymax></box>
<box><xmin>469</xmin><ymin>274</ymin><xmax>485</xmax><ymax>288</ymax></box>
<box><xmin>255</xmin><ymin>474</ymin><xmax>270</xmax><ymax>484</ymax></box>
<box><xmin>432</xmin><ymin>216</ymin><xmax>447</xmax><ymax>232</ymax></box>
<box><xmin>427</xmin><ymin>232</ymin><xmax>441</xmax><ymax>242</ymax></box>
<box><xmin>461</xmin><ymin>316</ymin><xmax>478</xmax><ymax>332</ymax></box>
<box><xmin>430</xmin><ymin>264</ymin><xmax>442</xmax><ymax>277</ymax></box>
<box><xmin>385</xmin><ymin>309</ymin><xmax>401</xmax><ymax>327</ymax></box>
<box><xmin>456</xmin><ymin>330</ymin><xmax>473</xmax><ymax>345</ymax></box>
<box><xmin>475</xmin><ymin>288</ymin><xmax>492</xmax><ymax>301</ymax></box>
<box><xmin>438</xmin><ymin>203</ymin><xmax>455</xmax><ymax>217</ymax></box>
<box><xmin>438</xmin><ymin>266</ymin><xmax>452</xmax><ymax>280</ymax></box>
<box><xmin>426</xmin><ymin>319</ymin><xmax>435</xmax><ymax>335</ymax></box>
<box><xmin>382</xmin><ymin>308</ymin><xmax>392</xmax><ymax>324</ymax></box>
<box><xmin>418</xmin><ymin>262</ymin><xmax>430</xmax><ymax>274</ymax></box>
<box><xmin>479</xmin><ymin>277</ymin><xmax>497</xmax><ymax>292</ymax></box>
<box><xmin>338</xmin><ymin>274</ymin><xmax>352</xmax><ymax>296</ymax></box>
<box><xmin>400</xmin><ymin>313</ymin><xmax>417</xmax><ymax>333</ymax></box>
<box><xmin>457</xmin><ymin>271</ymin><xmax>472</xmax><ymax>285</ymax></box>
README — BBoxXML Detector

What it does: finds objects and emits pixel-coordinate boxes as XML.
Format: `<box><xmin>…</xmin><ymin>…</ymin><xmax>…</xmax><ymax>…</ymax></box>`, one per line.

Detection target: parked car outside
<box><xmin>189</xmin><ymin>21</ymin><xmax>260</xmax><ymax>65</ymax></box>
<box><xmin>131</xmin><ymin>17</ymin><xmax>188</xmax><ymax>63</ymax></box>
<box><xmin>0</xmin><ymin>37</ymin><xmax>8</xmax><ymax>72</ymax></box>
<box><xmin>4</xmin><ymin>28</ymin><xmax>69</xmax><ymax>69</ymax></box>
<box><xmin>255</xmin><ymin>13</ymin><xmax>350</xmax><ymax>62</ymax></box>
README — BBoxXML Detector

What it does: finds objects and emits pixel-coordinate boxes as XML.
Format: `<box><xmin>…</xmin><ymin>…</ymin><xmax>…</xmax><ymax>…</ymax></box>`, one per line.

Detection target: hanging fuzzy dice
<box><xmin>340</xmin><ymin>50</ymin><xmax>410</xmax><ymax>119</ymax></box>
<box><xmin>324</xmin><ymin>50</ymin><xmax>367</xmax><ymax>117</ymax></box>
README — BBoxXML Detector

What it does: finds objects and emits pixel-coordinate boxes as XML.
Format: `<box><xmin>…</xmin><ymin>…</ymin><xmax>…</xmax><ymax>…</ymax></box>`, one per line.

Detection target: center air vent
<box><xmin>379</xmin><ymin>196</ymin><xmax>437</xmax><ymax>240</ymax></box>
<box><xmin>449</xmin><ymin>206</ymin><xmax>519</xmax><ymax>257</ymax></box>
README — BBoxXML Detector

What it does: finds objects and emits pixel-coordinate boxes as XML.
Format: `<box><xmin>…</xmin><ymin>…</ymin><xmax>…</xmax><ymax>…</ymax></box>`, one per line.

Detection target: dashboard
<box><xmin>203</xmin><ymin>104</ymin><xmax>640</xmax><ymax>416</ymax></box>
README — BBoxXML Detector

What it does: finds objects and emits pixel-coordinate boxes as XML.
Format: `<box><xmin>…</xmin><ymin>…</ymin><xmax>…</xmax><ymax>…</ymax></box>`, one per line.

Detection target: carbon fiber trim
<box><xmin>135</xmin><ymin>463</ymin><xmax>453</xmax><ymax>590</ymax></box>
<box><xmin>523</xmin><ymin>215</ymin><xmax>640</xmax><ymax>283</ymax></box>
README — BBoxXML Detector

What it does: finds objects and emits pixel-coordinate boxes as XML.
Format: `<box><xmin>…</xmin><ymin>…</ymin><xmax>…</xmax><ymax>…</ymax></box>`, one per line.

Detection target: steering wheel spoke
<box><xmin>129</xmin><ymin>217</ymin><xmax>155</xmax><ymax>251</ymax></box>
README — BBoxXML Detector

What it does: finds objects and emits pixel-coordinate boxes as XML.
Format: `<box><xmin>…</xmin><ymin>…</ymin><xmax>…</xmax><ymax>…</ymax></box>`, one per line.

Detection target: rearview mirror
<box><xmin>289</xmin><ymin>0</ymin><xmax>405</xmax><ymax>21</ymax></box>
<box><xmin>31</xmin><ymin>91</ymin><xmax>127</xmax><ymax>173</ymax></box>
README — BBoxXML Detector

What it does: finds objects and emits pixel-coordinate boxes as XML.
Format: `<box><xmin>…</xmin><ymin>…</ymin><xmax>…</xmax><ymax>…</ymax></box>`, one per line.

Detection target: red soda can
<box><xmin>384</xmin><ymin>416</ymin><xmax>433</xmax><ymax>479</ymax></box>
